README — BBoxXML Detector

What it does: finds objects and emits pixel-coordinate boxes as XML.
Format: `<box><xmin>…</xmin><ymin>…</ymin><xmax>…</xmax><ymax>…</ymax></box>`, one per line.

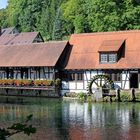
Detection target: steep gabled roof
<box><xmin>1</xmin><ymin>27</ymin><xmax>18</xmax><ymax>35</ymax></box>
<box><xmin>0</xmin><ymin>32</ymin><xmax>43</xmax><ymax>45</ymax></box>
<box><xmin>66</xmin><ymin>30</ymin><xmax>140</xmax><ymax>70</ymax></box>
<box><xmin>0</xmin><ymin>41</ymin><xmax>67</xmax><ymax>67</ymax></box>
<box><xmin>7</xmin><ymin>32</ymin><xmax>43</xmax><ymax>45</ymax></box>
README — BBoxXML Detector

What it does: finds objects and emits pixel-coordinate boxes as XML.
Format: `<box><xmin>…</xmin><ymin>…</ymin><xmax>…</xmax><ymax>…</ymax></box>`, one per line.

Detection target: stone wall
<box><xmin>0</xmin><ymin>89</ymin><xmax>60</xmax><ymax>98</ymax></box>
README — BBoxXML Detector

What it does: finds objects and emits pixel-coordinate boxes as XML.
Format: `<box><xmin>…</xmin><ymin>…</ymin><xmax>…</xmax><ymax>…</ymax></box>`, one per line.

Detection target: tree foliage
<box><xmin>0</xmin><ymin>0</ymin><xmax>140</xmax><ymax>40</ymax></box>
<box><xmin>0</xmin><ymin>114</ymin><xmax>36</xmax><ymax>140</ymax></box>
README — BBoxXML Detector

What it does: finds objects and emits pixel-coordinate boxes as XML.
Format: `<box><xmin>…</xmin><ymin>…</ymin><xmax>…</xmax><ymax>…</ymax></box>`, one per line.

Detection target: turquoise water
<box><xmin>0</xmin><ymin>96</ymin><xmax>140</xmax><ymax>140</ymax></box>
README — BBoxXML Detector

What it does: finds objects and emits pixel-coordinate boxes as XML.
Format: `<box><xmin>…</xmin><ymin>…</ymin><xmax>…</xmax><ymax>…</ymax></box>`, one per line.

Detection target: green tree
<box><xmin>121</xmin><ymin>0</ymin><xmax>140</xmax><ymax>30</ymax></box>
<box><xmin>0</xmin><ymin>9</ymin><xmax>8</xmax><ymax>27</ymax></box>
<box><xmin>0</xmin><ymin>115</ymin><xmax>36</xmax><ymax>140</ymax></box>
<box><xmin>1</xmin><ymin>0</ymin><xmax>140</xmax><ymax>40</ymax></box>
<box><xmin>86</xmin><ymin>0</ymin><xmax>121</xmax><ymax>32</ymax></box>
<box><xmin>61</xmin><ymin>0</ymin><xmax>89</xmax><ymax>34</ymax></box>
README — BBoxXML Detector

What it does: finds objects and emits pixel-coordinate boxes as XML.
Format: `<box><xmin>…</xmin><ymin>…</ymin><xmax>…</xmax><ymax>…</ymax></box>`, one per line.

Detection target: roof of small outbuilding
<box><xmin>66</xmin><ymin>30</ymin><xmax>140</xmax><ymax>70</ymax></box>
<box><xmin>0</xmin><ymin>32</ymin><xmax>42</xmax><ymax>45</ymax></box>
<box><xmin>1</xmin><ymin>27</ymin><xmax>16</xmax><ymax>35</ymax></box>
<box><xmin>0</xmin><ymin>41</ymin><xmax>67</xmax><ymax>67</ymax></box>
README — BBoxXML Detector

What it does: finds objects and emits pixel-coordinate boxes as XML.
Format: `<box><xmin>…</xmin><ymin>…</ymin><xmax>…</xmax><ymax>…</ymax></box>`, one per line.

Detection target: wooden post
<box><xmin>131</xmin><ymin>88</ymin><xmax>136</xmax><ymax>102</ymax></box>
<box><xmin>116</xmin><ymin>89</ymin><xmax>121</xmax><ymax>102</ymax></box>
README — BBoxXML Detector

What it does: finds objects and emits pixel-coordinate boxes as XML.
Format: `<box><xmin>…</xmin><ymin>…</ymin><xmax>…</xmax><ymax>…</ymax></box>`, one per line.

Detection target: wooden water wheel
<box><xmin>87</xmin><ymin>75</ymin><xmax>114</xmax><ymax>94</ymax></box>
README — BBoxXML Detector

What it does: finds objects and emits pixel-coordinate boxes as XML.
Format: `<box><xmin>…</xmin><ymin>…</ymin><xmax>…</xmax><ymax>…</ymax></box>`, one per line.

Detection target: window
<box><xmin>107</xmin><ymin>73</ymin><xmax>121</xmax><ymax>81</ymax></box>
<box><xmin>69</xmin><ymin>73</ymin><xmax>84</xmax><ymax>81</ymax></box>
<box><xmin>114</xmin><ymin>73</ymin><xmax>121</xmax><ymax>81</ymax></box>
<box><xmin>69</xmin><ymin>73</ymin><xmax>76</xmax><ymax>81</ymax></box>
<box><xmin>100</xmin><ymin>53</ymin><xmax>117</xmax><ymax>63</ymax></box>
<box><xmin>109</xmin><ymin>54</ymin><xmax>116</xmax><ymax>63</ymax></box>
<box><xmin>77</xmin><ymin>73</ymin><xmax>84</xmax><ymax>81</ymax></box>
<box><xmin>100</xmin><ymin>54</ymin><xmax>108</xmax><ymax>63</ymax></box>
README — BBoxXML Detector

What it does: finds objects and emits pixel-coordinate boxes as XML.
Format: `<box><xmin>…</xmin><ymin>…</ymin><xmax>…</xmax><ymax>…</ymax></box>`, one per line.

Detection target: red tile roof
<box><xmin>66</xmin><ymin>30</ymin><xmax>140</xmax><ymax>70</ymax></box>
<box><xmin>0</xmin><ymin>41</ymin><xmax>67</xmax><ymax>67</ymax></box>
<box><xmin>0</xmin><ymin>34</ymin><xmax>16</xmax><ymax>45</ymax></box>
<box><xmin>98</xmin><ymin>39</ymin><xmax>124</xmax><ymax>52</ymax></box>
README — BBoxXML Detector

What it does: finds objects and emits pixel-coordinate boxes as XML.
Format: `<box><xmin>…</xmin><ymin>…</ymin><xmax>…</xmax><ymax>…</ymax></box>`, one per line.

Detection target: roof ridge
<box><xmin>3</xmin><ymin>40</ymin><xmax>68</xmax><ymax>47</ymax></box>
<box><xmin>19</xmin><ymin>31</ymin><xmax>39</xmax><ymax>34</ymax></box>
<box><xmin>72</xmin><ymin>30</ymin><xmax>140</xmax><ymax>37</ymax></box>
<box><xmin>44</xmin><ymin>40</ymin><xmax>68</xmax><ymax>43</ymax></box>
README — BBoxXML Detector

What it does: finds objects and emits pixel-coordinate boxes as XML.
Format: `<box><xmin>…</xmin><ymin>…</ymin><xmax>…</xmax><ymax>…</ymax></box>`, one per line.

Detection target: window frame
<box><xmin>68</xmin><ymin>72</ymin><xmax>84</xmax><ymax>82</ymax></box>
<box><xmin>100</xmin><ymin>53</ymin><xmax>108</xmax><ymax>63</ymax></box>
<box><xmin>77</xmin><ymin>73</ymin><xmax>84</xmax><ymax>81</ymax></box>
<box><xmin>108</xmin><ymin>53</ymin><xmax>117</xmax><ymax>63</ymax></box>
<box><xmin>100</xmin><ymin>53</ymin><xmax>117</xmax><ymax>63</ymax></box>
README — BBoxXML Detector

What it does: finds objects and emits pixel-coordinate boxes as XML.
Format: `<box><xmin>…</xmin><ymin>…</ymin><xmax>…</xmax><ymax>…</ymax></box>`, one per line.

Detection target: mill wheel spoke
<box><xmin>100</xmin><ymin>78</ymin><xmax>102</xmax><ymax>87</ymax></box>
<box><xmin>94</xmin><ymin>81</ymin><xmax>99</xmax><ymax>87</ymax></box>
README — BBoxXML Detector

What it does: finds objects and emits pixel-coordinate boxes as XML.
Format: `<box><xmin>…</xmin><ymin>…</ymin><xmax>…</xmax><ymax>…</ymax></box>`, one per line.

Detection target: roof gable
<box><xmin>1</xmin><ymin>27</ymin><xmax>19</xmax><ymax>35</ymax></box>
<box><xmin>0</xmin><ymin>32</ymin><xmax>44</xmax><ymax>45</ymax></box>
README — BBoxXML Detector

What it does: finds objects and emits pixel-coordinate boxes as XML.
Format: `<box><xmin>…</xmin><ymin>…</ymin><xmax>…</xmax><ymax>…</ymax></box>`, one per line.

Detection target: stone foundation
<box><xmin>0</xmin><ymin>88</ymin><xmax>60</xmax><ymax>98</ymax></box>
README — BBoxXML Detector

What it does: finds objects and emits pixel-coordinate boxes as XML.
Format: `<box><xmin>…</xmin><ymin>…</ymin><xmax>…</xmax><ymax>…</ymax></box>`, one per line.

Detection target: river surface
<box><xmin>0</xmin><ymin>96</ymin><xmax>140</xmax><ymax>140</ymax></box>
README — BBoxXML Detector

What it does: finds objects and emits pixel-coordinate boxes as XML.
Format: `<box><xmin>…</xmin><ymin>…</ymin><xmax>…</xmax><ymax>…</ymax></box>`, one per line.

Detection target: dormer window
<box><xmin>100</xmin><ymin>53</ymin><xmax>117</xmax><ymax>63</ymax></box>
<box><xmin>99</xmin><ymin>39</ymin><xmax>125</xmax><ymax>64</ymax></box>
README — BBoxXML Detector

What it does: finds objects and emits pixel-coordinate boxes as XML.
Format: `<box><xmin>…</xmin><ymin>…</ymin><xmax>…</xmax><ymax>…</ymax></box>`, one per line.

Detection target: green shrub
<box><xmin>135</xmin><ymin>92</ymin><xmax>140</xmax><ymax>101</ymax></box>
<box><xmin>77</xmin><ymin>92</ymin><xmax>86</xmax><ymax>101</ymax></box>
<box><xmin>55</xmin><ymin>78</ymin><xmax>61</xmax><ymax>86</ymax></box>
<box><xmin>87</xmin><ymin>95</ymin><xmax>93</xmax><ymax>102</ymax></box>
<box><xmin>112</xmin><ymin>97</ymin><xmax>117</xmax><ymax>102</ymax></box>
<box><xmin>64</xmin><ymin>92</ymin><xmax>77</xmax><ymax>98</ymax></box>
<box><xmin>103</xmin><ymin>96</ymin><xmax>117</xmax><ymax>102</ymax></box>
<box><xmin>120</xmin><ymin>92</ymin><xmax>131</xmax><ymax>102</ymax></box>
<box><xmin>103</xmin><ymin>96</ymin><xmax>111</xmax><ymax>102</ymax></box>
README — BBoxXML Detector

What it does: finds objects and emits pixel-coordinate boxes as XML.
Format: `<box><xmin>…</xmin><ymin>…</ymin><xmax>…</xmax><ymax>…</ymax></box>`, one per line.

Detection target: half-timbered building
<box><xmin>0</xmin><ymin>41</ymin><xmax>67</xmax><ymax>81</ymax></box>
<box><xmin>61</xmin><ymin>30</ymin><xmax>140</xmax><ymax>95</ymax></box>
<box><xmin>0</xmin><ymin>28</ymin><xmax>140</xmax><ymax>95</ymax></box>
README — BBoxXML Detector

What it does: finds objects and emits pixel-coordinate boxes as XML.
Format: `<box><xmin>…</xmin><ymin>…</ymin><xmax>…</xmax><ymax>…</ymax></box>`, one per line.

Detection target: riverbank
<box><xmin>63</xmin><ymin>89</ymin><xmax>140</xmax><ymax>102</ymax></box>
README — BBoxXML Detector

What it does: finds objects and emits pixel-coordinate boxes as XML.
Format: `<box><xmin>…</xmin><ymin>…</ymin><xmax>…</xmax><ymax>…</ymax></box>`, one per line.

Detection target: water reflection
<box><xmin>0</xmin><ymin>97</ymin><xmax>140</xmax><ymax>140</ymax></box>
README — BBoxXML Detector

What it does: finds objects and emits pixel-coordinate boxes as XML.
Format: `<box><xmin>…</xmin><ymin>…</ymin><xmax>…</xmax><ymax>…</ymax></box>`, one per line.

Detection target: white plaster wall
<box><xmin>91</xmin><ymin>71</ymin><xmax>98</xmax><ymax>77</ymax></box>
<box><xmin>69</xmin><ymin>82</ymin><xmax>76</xmax><ymax>90</ymax></box>
<box><xmin>62</xmin><ymin>81</ymin><xmax>69</xmax><ymax>89</ymax></box>
<box><xmin>84</xmin><ymin>71</ymin><xmax>91</xmax><ymax>81</ymax></box>
<box><xmin>122</xmin><ymin>72</ymin><xmax>130</xmax><ymax>89</ymax></box>
<box><xmin>77</xmin><ymin>82</ymin><xmax>84</xmax><ymax>89</ymax></box>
